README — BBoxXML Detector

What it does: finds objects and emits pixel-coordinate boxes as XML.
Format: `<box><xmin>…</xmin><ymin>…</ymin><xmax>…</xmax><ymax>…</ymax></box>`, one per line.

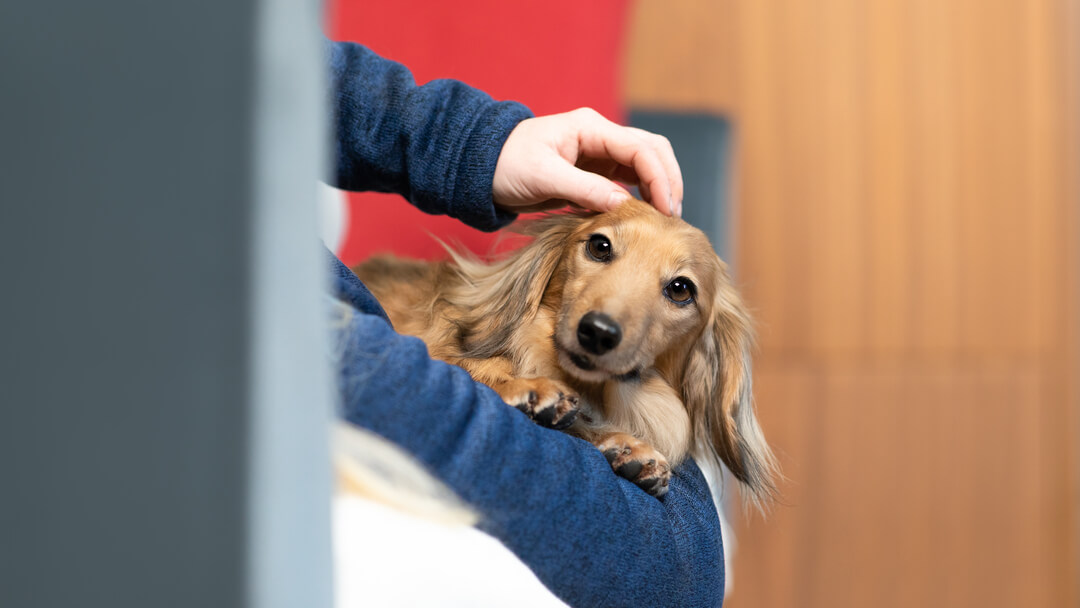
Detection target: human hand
<box><xmin>492</xmin><ymin>108</ymin><xmax>683</xmax><ymax>217</ymax></box>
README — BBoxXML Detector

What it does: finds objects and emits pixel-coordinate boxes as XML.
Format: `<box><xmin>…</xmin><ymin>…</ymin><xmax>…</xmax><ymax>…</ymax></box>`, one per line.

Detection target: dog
<box><xmin>354</xmin><ymin>199</ymin><xmax>776</xmax><ymax>504</ymax></box>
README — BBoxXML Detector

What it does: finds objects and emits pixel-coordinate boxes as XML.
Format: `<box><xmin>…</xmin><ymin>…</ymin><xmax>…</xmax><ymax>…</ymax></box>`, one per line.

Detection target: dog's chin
<box><xmin>555</xmin><ymin>343</ymin><xmax>643</xmax><ymax>384</ymax></box>
<box><xmin>558</xmin><ymin>348</ymin><xmax>608</xmax><ymax>382</ymax></box>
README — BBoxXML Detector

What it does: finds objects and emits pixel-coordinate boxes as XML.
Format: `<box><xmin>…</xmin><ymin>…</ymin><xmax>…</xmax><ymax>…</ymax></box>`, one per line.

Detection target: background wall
<box><xmin>626</xmin><ymin>1</ymin><xmax>1080</xmax><ymax>606</ymax></box>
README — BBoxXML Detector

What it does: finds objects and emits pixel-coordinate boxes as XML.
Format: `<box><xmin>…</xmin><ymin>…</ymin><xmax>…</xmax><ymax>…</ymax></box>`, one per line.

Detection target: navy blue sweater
<box><xmin>326</xmin><ymin>40</ymin><xmax>724</xmax><ymax>607</ymax></box>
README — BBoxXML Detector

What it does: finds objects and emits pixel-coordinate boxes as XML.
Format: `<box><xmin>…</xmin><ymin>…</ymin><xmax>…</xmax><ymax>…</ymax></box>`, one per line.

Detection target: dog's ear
<box><xmin>446</xmin><ymin>213</ymin><xmax>582</xmax><ymax>359</ymax></box>
<box><xmin>682</xmin><ymin>263</ymin><xmax>778</xmax><ymax>508</ymax></box>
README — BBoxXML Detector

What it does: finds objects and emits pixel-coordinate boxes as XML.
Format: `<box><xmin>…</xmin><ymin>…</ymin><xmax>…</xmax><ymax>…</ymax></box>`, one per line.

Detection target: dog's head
<box><xmin>459</xmin><ymin>199</ymin><xmax>777</xmax><ymax>504</ymax></box>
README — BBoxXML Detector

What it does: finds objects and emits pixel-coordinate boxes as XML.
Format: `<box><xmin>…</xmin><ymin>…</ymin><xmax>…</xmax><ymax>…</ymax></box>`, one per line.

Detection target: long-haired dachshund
<box><xmin>354</xmin><ymin>199</ymin><xmax>777</xmax><ymax>503</ymax></box>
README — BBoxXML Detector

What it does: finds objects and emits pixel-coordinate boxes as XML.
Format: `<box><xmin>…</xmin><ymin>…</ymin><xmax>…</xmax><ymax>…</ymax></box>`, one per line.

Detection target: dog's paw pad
<box><xmin>534</xmin><ymin>405</ymin><xmax>557</xmax><ymax>427</ymax></box>
<box><xmin>615</xmin><ymin>459</ymin><xmax>643</xmax><ymax>480</ymax></box>
<box><xmin>498</xmin><ymin>378</ymin><xmax>580</xmax><ymax>430</ymax></box>
<box><xmin>596</xmin><ymin>433</ymin><xmax>672</xmax><ymax>498</ymax></box>
<box><xmin>547</xmin><ymin>403</ymin><xmax>578</xmax><ymax>430</ymax></box>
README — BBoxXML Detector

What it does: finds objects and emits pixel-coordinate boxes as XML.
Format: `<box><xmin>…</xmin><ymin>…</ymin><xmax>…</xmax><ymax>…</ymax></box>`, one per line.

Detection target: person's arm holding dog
<box><xmin>326</xmin><ymin>40</ymin><xmax>719</xmax><ymax>607</ymax></box>
<box><xmin>328</xmin><ymin>286</ymin><xmax>724</xmax><ymax>608</ymax></box>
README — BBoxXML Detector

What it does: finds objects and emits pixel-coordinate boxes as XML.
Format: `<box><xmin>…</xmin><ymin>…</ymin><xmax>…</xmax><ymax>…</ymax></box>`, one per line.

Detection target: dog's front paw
<box><xmin>597</xmin><ymin>433</ymin><xmax>672</xmax><ymax>497</ymax></box>
<box><xmin>496</xmin><ymin>377</ymin><xmax>579</xmax><ymax>430</ymax></box>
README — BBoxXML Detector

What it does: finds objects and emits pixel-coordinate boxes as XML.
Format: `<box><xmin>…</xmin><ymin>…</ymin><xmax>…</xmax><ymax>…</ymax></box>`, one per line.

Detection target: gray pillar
<box><xmin>0</xmin><ymin>1</ymin><xmax>333</xmax><ymax>606</ymax></box>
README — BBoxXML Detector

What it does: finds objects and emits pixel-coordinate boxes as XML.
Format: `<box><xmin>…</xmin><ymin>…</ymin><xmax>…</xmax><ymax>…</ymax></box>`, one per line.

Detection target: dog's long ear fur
<box><xmin>683</xmin><ymin>263</ymin><xmax>779</xmax><ymax>509</ymax></box>
<box><xmin>444</xmin><ymin>213</ymin><xmax>583</xmax><ymax>359</ymax></box>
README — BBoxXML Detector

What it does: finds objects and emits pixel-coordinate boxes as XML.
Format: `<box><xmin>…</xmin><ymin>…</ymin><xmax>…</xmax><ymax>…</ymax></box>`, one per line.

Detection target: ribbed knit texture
<box><xmin>324</xmin><ymin>40</ymin><xmax>725</xmax><ymax>607</ymax></box>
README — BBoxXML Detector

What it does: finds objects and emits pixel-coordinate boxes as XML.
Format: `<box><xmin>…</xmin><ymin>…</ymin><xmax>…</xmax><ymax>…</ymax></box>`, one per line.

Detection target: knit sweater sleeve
<box><xmin>327</xmin><ymin>40</ymin><xmax>532</xmax><ymax>232</ymax></box>
<box><xmin>330</xmin><ymin>303</ymin><xmax>726</xmax><ymax>608</ymax></box>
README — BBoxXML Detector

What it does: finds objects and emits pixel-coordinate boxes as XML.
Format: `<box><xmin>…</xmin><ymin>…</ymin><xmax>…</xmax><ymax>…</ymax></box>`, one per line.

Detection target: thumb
<box><xmin>544</xmin><ymin>162</ymin><xmax>632</xmax><ymax>212</ymax></box>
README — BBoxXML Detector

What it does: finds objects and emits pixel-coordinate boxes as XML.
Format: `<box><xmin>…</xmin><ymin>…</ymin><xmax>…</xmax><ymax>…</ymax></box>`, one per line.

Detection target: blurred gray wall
<box><xmin>0</xmin><ymin>1</ymin><xmax>333</xmax><ymax>606</ymax></box>
<box><xmin>628</xmin><ymin>111</ymin><xmax>733</xmax><ymax>261</ymax></box>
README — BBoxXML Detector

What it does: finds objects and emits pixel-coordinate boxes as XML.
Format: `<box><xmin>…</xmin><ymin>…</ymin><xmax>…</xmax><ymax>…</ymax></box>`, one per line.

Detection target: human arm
<box><xmin>328</xmin><ymin>40</ymin><xmax>529</xmax><ymax>230</ymax></box>
<box><xmin>327</xmin><ymin>40</ymin><xmax>683</xmax><ymax>223</ymax></box>
<box><xmin>328</xmin><ymin>273</ymin><xmax>724</xmax><ymax>608</ymax></box>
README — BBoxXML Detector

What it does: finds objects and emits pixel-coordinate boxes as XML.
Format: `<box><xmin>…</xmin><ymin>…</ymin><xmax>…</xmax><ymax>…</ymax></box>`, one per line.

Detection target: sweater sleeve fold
<box><xmin>327</xmin><ymin>40</ymin><xmax>531</xmax><ymax>231</ymax></box>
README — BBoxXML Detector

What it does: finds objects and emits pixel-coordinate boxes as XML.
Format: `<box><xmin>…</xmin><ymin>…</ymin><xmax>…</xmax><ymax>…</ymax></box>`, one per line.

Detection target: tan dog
<box><xmin>354</xmin><ymin>199</ymin><xmax>776</xmax><ymax>503</ymax></box>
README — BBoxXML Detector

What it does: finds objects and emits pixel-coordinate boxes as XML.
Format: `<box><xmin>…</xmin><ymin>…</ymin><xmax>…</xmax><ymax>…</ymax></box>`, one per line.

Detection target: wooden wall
<box><xmin>625</xmin><ymin>1</ymin><xmax>1080</xmax><ymax>606</ymax></box>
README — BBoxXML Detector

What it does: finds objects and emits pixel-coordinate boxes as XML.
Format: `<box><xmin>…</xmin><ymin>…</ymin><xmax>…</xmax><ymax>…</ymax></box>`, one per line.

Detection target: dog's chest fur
<box><xmin>505</xmin><ymin>305</ymin><xmax>691</xmax><ymax>461</ymax></box>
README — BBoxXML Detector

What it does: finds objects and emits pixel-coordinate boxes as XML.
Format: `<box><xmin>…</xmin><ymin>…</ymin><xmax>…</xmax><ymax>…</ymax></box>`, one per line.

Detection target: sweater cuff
<box><xmin>447</xmin><ymin>100</ymin><xmax>533</xmax><ymax>232</ymax></box>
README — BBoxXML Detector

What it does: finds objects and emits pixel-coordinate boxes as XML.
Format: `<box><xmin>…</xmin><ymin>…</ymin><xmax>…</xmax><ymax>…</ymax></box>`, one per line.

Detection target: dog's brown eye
<box><xmin>664</xmin><ymin>277</ymin><xmax>696</xmax><ymax>305</ymax></box>
<box><xmin>586</xmin><ymin>234</ymin><xmax>613</xmax><ymax>262</ymax></box>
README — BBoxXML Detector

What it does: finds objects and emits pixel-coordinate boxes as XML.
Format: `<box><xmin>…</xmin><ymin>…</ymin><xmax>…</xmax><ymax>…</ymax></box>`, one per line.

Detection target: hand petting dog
<box><xmin>492</xmin><ymin>107</ymin><xmax>684</xmax><ymax>218</ymax></box>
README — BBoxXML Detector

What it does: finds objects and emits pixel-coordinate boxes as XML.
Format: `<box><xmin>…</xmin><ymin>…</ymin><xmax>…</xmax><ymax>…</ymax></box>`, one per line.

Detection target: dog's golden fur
<box><xmin>355</xmin><ymin>199</ymin><xmax>777</xmax><ymax>504</ymax></box>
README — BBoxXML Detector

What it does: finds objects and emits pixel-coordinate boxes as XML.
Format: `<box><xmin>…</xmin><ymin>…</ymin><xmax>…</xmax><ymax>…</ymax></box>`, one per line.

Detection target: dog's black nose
<box><xmin>577</xmin><ymin>311</ymin><xmax>622</xmax><ymax>355</ymax></box>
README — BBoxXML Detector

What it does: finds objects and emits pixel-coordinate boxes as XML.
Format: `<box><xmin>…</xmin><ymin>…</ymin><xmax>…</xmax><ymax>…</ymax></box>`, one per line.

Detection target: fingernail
<box><xmin>673</xmin><ymin>197</ymin><xmax>682</xmax><ymax>218</ymax></box>
<box><xmin>608</xmin><ymin>191</ymin><xmax>627</xmax><ymax>210</ymax></box>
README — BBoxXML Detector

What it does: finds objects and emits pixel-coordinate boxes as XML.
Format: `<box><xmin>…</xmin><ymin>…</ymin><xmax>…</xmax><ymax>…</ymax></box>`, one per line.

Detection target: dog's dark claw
<box><xmin>514</xmin><ymin>402</ymin><xmax>530</xmax><ymax>414</ymax></box>
<box><xmin>603</xmin><ymin>448</ymin><xmax>620</xmax><ymax>464</ymax></box>
<box><xmin>637</xmin><ymin>477</ymin><xmax>661</xmax><ymax>490</ymax></box>
<box><xmin>526</xmin><ymin>391</ymin><xmax>539</xmax><ymax>406</ymax></box>
<box><xmin>615</xmin><ymin>460</ymin><xmax>643</xmax><ymax>480</ymax></box>
<box><xmin>551</xmin><ymin>409</ymin><xmax>577</xmax><ymax>430</ymax></box>
<box><xmin>534</xmin><ymin>406</ymin><xmax>557</xmax><ymax>427</ymax></box>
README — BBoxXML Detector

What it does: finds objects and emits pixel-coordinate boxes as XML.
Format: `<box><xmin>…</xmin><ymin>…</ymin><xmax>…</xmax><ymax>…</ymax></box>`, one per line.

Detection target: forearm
<box><xmin>326</xmin><ymin>40</ymin><xmax>531</xmax><ymax>231</ymax></box>
<box><xmin>329</xmin><ymin>302</ymin><xmax>725</xmax><ymax>607</ymax></box>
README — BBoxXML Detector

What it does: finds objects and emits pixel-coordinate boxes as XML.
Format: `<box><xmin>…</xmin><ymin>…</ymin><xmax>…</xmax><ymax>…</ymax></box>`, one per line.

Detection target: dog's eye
<box><xmin>664</xmin><ymin>277</ymin><xmax>696</xmax><ymax>305</ymax></box>
<box><xmin>586</xmin><ymin>234</ymin><xmax>613</xmax><ymax>262</ymax></box>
